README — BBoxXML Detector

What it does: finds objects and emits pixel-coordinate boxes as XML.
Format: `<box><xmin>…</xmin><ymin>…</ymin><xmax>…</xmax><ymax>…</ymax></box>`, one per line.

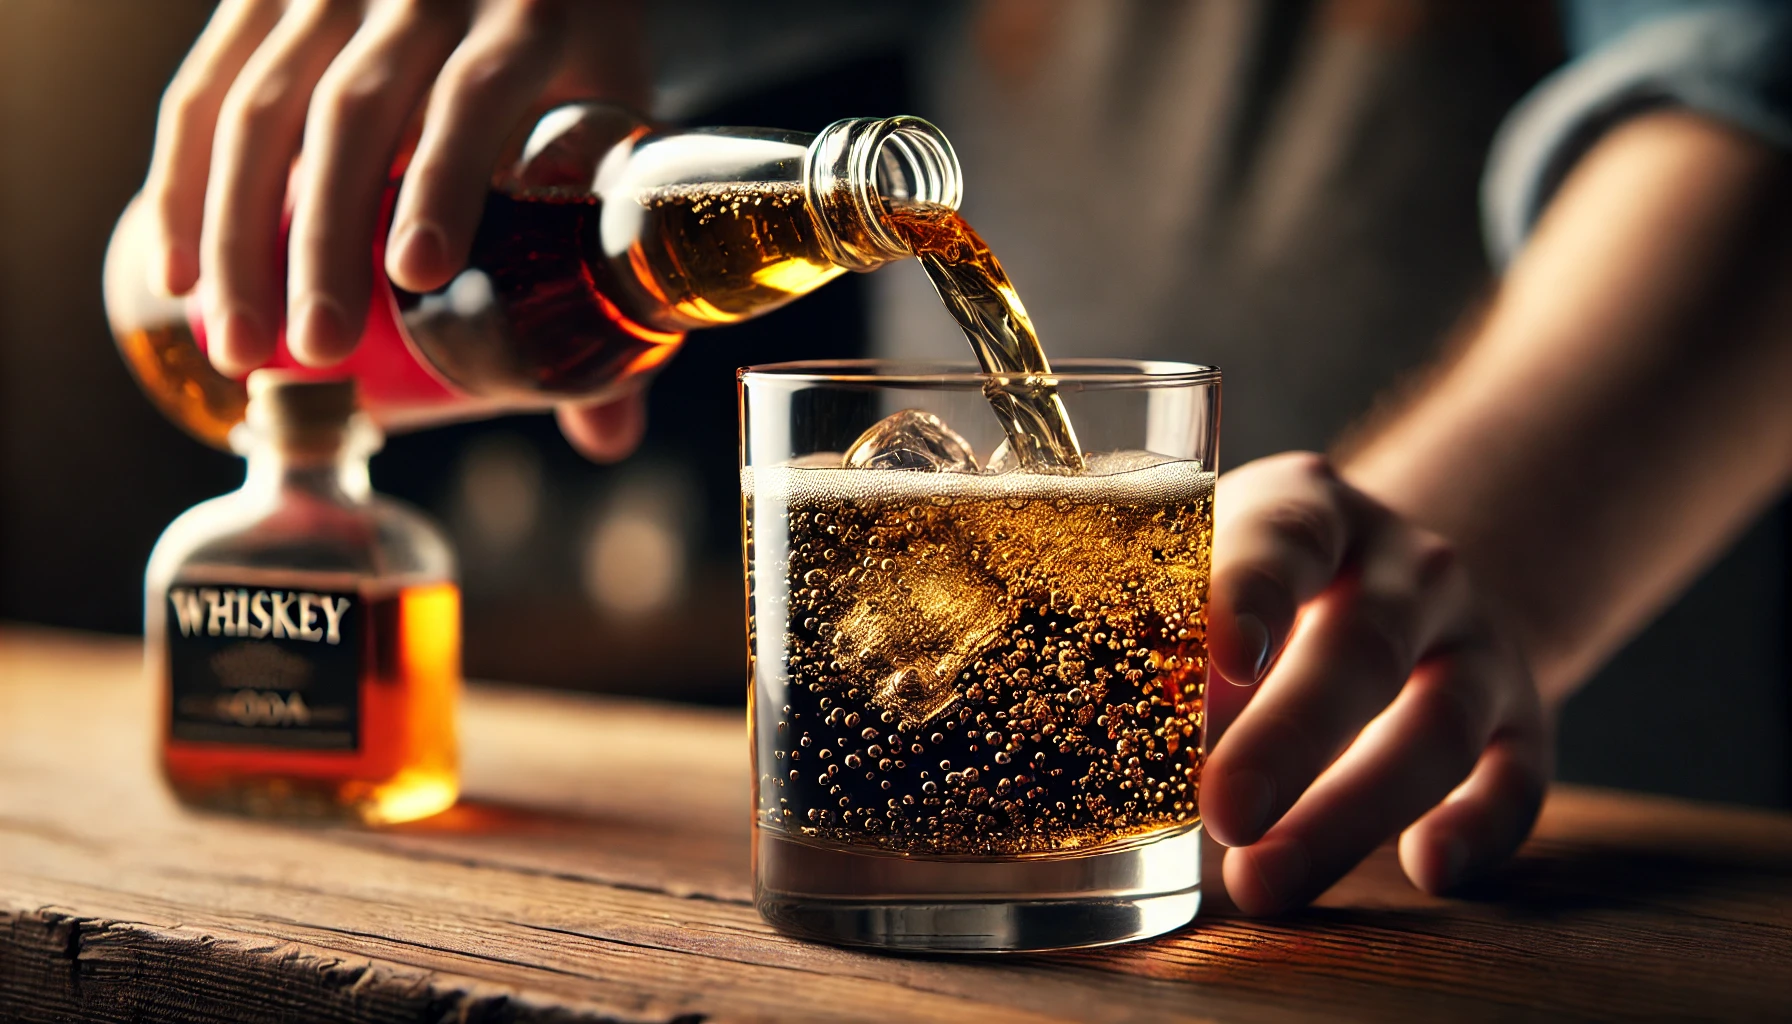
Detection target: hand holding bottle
<box><xmin>140</xmin><ymin>0</ymin><xmax>648</xmax><ymax>459</ymax></box>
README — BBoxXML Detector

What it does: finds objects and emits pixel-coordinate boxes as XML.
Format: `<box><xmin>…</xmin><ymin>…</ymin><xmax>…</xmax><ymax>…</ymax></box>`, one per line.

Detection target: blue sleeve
<box><xmin>1481</xmin><ymin>1</ymin><xmax>1792</xmax><ymax>267</ymax></box>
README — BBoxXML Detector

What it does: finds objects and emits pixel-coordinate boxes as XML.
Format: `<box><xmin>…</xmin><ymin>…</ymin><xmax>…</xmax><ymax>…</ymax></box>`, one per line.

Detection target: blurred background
<box><xmin>1</xmin><ymin>0</ymin><xmax>1784</xmax><ymax>809</ymax></box>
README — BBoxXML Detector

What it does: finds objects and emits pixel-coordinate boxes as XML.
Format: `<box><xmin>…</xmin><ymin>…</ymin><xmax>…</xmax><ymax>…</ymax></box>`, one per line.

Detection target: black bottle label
<box><xmin>165</xmin><ymin>584</ymin><xmax>362</xmax><ymax>751</ymax></box>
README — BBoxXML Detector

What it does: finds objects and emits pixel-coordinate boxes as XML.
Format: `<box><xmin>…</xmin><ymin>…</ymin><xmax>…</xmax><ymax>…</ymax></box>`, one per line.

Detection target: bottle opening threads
<box><xmin>803</xmin><ymin>116</ymin><xmax>963</xmax><ymax>271</ymax></box>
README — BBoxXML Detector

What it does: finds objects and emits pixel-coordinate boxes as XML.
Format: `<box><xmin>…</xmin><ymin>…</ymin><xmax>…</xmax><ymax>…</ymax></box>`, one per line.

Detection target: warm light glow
<box><xmin>593</xmin><ymin>285</ymin><xmax>684</xmax><ymax>345</ymax></box>
<box><xmin>580</xmin><ymin>472</ymin><xmax>696</xmax><ymax>619</ymax></box>
<box><xmin>365</xmin><ymin>769</ymin><xmax>458</xmax><ymax>825</ymax></box>
<box><xmin>401</xmin><ymin>583</ymin><xmax>461</xmax><ymax>683</ymax></box>
<box><xmin>583</xmin><ymin>510</ymin><xmax>686</xmax><ymax>617</ymax></box>
<box><xmin>750</xmin><ymin>258</ymin><xmax>841</xmax><ymax>296</ymax></box>
<box><xmin>455</xmin><ymin>433</ymin><xmax>543</xmax><ymax>553</ymax></box>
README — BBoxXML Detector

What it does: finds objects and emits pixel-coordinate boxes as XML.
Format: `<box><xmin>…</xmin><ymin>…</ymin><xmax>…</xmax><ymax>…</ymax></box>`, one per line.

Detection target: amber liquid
<box><xmin>749</xmin><ymin>464</ymin><xmax>1212</xmax><ymax>856</ymax></box>
<box><xmin>159</xmin><ymin>582</ymin><xmax>460</xmax><ymax>824</ymax></box>
<box><xmin>619</xmin><ymin>189</ymin><xmax>1084</xmax><ymax>469</ymax></box>
<box><xmin>116</xmin><ymin>182</ymin><xmax>852</xmax><ymax>445</ymax></box>
<box><xmin>888</xmin><ymin>203</ymin><xmax>1085</xmax><ymax>471</ymax></box>
<box><xmin>391</xmin><ymin>180</ymin><xmax>848</xmax><ymax>400</ymax></box>
<box><xmin>118</xmin><ymin>179</ymin><xmax>1085</xmax><ymax>466</ymax></box>
<box><xmin>118</xmin><ymin>323</ymin><xmax>250</xmax><ymax>449</ymax></box>
<box><xmin>612</xmin><ymin>189</ymin><xmax>1084</xmax><ymax>469</ymax></box>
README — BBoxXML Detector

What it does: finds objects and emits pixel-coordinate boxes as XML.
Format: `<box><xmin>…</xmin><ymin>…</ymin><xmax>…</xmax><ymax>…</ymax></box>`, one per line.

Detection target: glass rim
<box><xmin>738</xmin><ymin>358</ymin><xmax>1221</xmax><ymax>388</ymax></box>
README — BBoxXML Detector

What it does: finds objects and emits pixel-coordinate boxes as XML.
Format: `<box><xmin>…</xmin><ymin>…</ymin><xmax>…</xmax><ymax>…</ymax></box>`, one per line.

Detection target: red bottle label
<box><xmin>186</xmin><ymin>289</ymin><xmax>458</xmax><ymax>409</ymax></box>
<box><xmin>185</xmin><ymin>192</ymin><xmax>461</xmax><ymax>413</ymax></box>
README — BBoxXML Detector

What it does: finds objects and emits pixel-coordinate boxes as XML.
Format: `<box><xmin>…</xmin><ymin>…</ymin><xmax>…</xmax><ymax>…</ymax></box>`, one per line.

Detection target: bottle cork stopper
<box><xmin>245</xmin><ymin>371</ymin><xmax>359</xmax><ymax>440</ymax></box>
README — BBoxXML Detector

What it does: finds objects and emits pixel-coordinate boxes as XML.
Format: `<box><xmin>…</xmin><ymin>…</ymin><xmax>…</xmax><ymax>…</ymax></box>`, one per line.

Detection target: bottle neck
<box><xmin>238</xmin><ymin>419</ymin><xmax>380</xmax><ymax>505</ymax></box>
<box><xmin>803</xmin><ymin>116</ymin><xmax>963</xmax><ymax>271</ymax></box>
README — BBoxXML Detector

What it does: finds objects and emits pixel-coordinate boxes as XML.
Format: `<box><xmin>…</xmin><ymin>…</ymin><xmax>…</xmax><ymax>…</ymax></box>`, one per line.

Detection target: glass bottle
<box><xmin>104</xmin><ymin>105</ymin><xmax>962</xmax><ymax>448</ymax></box>
<box><xmin>145</xmin><ymin>372</ymin><xmax>459</xmax><ymax>823</ymax></box>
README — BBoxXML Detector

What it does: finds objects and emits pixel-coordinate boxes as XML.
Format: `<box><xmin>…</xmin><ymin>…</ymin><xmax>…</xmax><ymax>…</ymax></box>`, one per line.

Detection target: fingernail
<box><xmin>1246</xmin><ymin>840</ymin><xmax>1310</xmax><ymax>910</ymax></box>
<box><xmin>1235</xmin><ymin>613</ymin><xmax>1270</xmax><ymax>684</ymax></box>
<box><xmin>291</xmin><ymin>295</ymin><xmax>353</xmax><ymax>366</ymax></box>
<box><xmin>390</xmin><ymin>221</ymin><xmax>447</xmax><ymax>279</ymax></box>
<box><xmin>1226</xmin><ymin>767</ymin><xmax>1275</xmax><ymax>842</ymax></box>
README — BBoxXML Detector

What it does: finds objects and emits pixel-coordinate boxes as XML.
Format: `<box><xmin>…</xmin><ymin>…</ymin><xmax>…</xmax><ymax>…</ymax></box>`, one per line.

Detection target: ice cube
<box><xmin>843</xmin><ymin>409</ymin><xmax>981</xmax><ymax>472</ymax></box>
<box><xmin>831</xmin><ymin>576</ymin><xmax>1010</xmax><ymax>731</ymax></box>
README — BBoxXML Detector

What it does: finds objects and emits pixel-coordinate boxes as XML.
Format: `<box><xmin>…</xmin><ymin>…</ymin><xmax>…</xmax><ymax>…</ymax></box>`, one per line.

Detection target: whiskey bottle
<box><xmin>145</xmin><ymin>372</ymin><xmax>459</xmax><ymax>823</ymax></box>
<box><xmin>104</xmin><ymin>105</ymin><xmax>962</xmax><ymax>448</ymax></box>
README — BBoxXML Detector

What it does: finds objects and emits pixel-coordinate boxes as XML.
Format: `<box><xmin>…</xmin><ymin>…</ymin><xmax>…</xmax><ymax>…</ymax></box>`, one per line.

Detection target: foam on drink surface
<box><xmin>744</xmin><ymin>453</ymin><xmax>1211</xmax><ymax>505</ymax></box>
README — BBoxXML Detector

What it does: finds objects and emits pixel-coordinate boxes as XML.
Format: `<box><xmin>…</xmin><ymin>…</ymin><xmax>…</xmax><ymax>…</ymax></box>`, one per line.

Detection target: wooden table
<box><xmin>4</xmin><ymin>628</ymin><xmax>1790</xmax><ymax>1022</ymax></box>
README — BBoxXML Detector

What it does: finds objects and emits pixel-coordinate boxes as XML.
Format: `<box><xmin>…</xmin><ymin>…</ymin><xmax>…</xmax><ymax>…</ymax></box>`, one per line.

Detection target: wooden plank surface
<box><xmin>3</xmin><ymin>626</ymin><xmax>1790</xmax><ymax>1023</ymax></box>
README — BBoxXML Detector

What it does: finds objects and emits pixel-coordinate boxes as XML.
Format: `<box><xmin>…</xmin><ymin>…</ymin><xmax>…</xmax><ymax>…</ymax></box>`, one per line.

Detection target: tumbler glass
<box><xmin>741</xmin><ymin>359</ymin><xmax>1220</xmax><ymax>951</ymax></box>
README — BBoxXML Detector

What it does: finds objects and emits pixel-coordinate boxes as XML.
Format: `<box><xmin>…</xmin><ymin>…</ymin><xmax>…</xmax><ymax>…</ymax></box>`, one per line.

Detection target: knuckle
<box><xmin>219</xmin><ymin>77</ymin><xmax>295</xmax><ymax>140</ymax></box>
<box><xmin>1346</xmin><ymin>590</ymin><xmax>1420</xmax><ymax>683</ymax></box>
<box><xmin>158</xmin><ymin>77</ymin><xmax>215</xmax><ymax>133</ymax></box>
<box><xmin>292</xmin><ymin>0</ymin><xmax>361</xmax><ymax>18</ymax></box>
<box><xmin>311</xmin><ymin>74</ymin><xmax>384</xmax><ymax>132</ymax></box>
<box><xmin>1273</xmin><ymin>450</ymin><xmax>1337</xmax><ymax>481</ymax></box>
<box><xmin>439</xmin><ymin>49</ymin><xmax>526</xmax><ymax>98</ymax></box>
<box><xmin>505</xmin><ymin>0</ymin><xmax>572</xmax><ymax>31</ymax></box>
<box><xmin>1409</xmin><ymin>530</ymin><xmax>1461</xmax><ymax>593</ymax></box>
<box><xmin>1405</xmin><ymin>669</ymin><xmax>1487</xmax><ymax>768</ymax></box>
<box><xmin>378</xmin><ymin>0</ymin><xmax>463</xmax><ymax>28</ymax></box>
<box><xmin>1260</xmin><ymin>500</ymin><xmax>1345</xmax><ymax>570</ymax></box>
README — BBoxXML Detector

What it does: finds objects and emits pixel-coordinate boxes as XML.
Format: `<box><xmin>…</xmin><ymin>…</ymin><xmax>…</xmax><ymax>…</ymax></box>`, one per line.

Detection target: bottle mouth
<box><xmin>865</xmin><ymin>117</ymin><xmax>963</xmax><ymax>210</ymax></box>
<box><xmin>234</xmin><ymin>371</ymin><xmax>383</xmax><ymax>458</ymax></box>
<box><xmin>804</xmin><ymin>116</ymin><xmax>963</xmax><ymax>270</ymax></box>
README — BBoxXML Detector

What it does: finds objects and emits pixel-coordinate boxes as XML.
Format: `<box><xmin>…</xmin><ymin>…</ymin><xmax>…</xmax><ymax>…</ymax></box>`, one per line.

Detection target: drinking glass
<box><xmin>740</xmin><ymin>359</ymin><xmax>1220</xmax><ymax>951</ymax></box>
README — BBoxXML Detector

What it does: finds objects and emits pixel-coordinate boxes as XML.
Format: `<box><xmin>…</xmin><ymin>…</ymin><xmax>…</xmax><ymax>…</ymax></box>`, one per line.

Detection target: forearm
<box><xmin>1343</xmin><ymin>112</ymin><xmax>1792</xmax><ymax>706</ymax></box>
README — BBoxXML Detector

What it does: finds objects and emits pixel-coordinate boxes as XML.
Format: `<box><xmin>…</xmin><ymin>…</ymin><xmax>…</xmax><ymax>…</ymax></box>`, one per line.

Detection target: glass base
<box><xmin>755</xmin><ymin>824</ymin><xmax>1201</xmax><ymax>952</ymax></box>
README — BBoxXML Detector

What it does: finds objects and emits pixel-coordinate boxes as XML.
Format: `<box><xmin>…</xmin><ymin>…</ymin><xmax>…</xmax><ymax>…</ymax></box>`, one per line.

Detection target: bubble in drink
<box><xmin>745</xmin><ymin>454</ymin><xmax>1212</xmax><ymax>856</ymax></box>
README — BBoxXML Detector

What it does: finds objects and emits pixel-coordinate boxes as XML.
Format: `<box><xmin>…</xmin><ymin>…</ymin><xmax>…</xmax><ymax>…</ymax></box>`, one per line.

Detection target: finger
<box><xmin>1209</xmin><ymin>453</ymin><xmax>1351</xmax><ymax>687</ymax></box>
<box><xmin>1201</xmin><ymin>516</ymin><xmax>1469</xmax><ymax>848</ymax></box>
<box><xmin>387</xmin><ymin>1</ymin><xmax>570</xmax><ymax>291</ymax></box>
<box><xmin>557</xmin><ymin>392</ymin><xmax>648</xmax><ymax>463</ymax></box>
<box><xmin>1219</xmin><ymin>642</ymin><xmax>1513</xmax><ymax>914</ymax></box>
<box><xmin>201</xmin><ymin>0</ymin><xmax>360</xmax><ymax>376</ymax></box>
<box><xmin>1399</xmin><ymin>715</ymin><xmax>1549</xmax><ymax>896</ymax></box>
<box><xmin>143</xmin><ymin>0</ymin><xmax>284</xmax><ymax>296</ymax></box>
<box><xmin>288</xmin><ymin>1</ymin><xmax>468</xmax><ymax>366</ymax></box>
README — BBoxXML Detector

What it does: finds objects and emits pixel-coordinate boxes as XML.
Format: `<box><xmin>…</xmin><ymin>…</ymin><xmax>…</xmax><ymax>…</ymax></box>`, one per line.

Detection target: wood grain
<box><xmin>3</xmin><ymin>626</ymin><xmax>1790</xmax><ymax>1022</ymax></box>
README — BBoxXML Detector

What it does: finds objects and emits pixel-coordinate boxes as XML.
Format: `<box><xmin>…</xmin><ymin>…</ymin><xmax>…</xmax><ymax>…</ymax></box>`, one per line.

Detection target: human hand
<box><xmin>141</xmin><ymin>0</ymin><xmax>648</xmax><ymax>461</ymax></box>
<box><xmin>1199</xmin><ymin>452</ymin><xmax>1549</xmax><ymax>914</ymax></box>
